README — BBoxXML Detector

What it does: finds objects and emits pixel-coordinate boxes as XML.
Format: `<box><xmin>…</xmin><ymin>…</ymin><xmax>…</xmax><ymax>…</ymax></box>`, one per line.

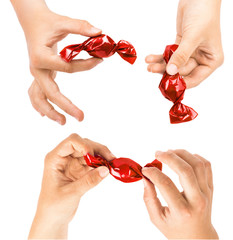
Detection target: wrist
<box><xmin>29</xmin><ymin>213</ymin><xmax>69</xmax><ymax>239</ymax></box>
<box><xmin>11</xmin><ymin>0</ymin><xmax>50</xmax><ymax>31</ymax></box>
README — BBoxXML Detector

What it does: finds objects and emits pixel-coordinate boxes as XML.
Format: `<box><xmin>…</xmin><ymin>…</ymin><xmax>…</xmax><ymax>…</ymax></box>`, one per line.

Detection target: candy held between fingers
<box><xmin>60</xmin><ymin>34</ymin><xmax>137</xmax><ymax>64</ymax></box>
<box><xmin>84</xmin><ymin>153</ymin><xmax>162</xmax><ymax>183</ymax></box>
<box><xmin>159</xmin><ymin>44</ymin><xmax>198</xmax><ymax>124</ymax></box>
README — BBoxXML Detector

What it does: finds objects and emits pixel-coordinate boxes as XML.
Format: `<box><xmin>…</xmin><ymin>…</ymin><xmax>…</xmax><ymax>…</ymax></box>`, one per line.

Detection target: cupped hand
<box><xmin>29</xmin><ymin>134</ymin><xmax>115</xmax><ymax>239</ymax></box>
<box><xmin>142</xmin><ymin>150</ymin><xmax>218</xmax><ymax>239</ymax></box>
<box><xmin>146</xmin><ymin>0</ymin><xmax>223</xmax><ymax>88</ymax></box>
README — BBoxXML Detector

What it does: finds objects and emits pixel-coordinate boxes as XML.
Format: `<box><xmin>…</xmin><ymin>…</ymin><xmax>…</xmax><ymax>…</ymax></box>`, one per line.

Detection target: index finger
<box><xmin>155</xmin><ymin>151</ymin><xmax>202</xmax><ymax>203</ymax></box>
<box><xmin>54</xmin><ymin>134</ymin><xmax>94</xmax><ymax>158</ymax></box>
<box><xmin>41</xmin><ymin>54</ymin><xmax>103</xmax><ymax>73</ymax></box>
<box><xmin>35</xmin><ymin>69</ymin><xmax>84</xmax><ymax>121</ymax></box>
<box><xmin>184</xmin><ymin>65</ymin><xmax>215</xmax><ymax>88</ymax></box>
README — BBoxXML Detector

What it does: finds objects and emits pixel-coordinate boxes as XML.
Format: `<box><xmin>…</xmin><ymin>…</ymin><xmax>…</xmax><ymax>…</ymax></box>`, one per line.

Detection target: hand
<box><xmin>29</xmin><ymin>134</ymin><xmax>115</xmax><ymax>239</ymax></box>
<box><xmin>142</xmin><ymin>150</ymin><xmax>218</xmax><ymax>239</ymax></box>
<box><xmin>146</xmin><ymin>0</ymin><xmax>224</xmax><ymax>88</ymax></box>
<box><xmin>11</xmin><ymin>0</ymin><xmax>103</xmax><ymax>125</ymax></box>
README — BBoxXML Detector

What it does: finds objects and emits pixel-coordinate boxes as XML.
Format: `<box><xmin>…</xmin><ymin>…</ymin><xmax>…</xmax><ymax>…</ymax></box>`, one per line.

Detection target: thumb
<box><xmin>63</xmin><ymin>18</ymin><xmax>102</xmax><ymax>37</ymax></box>
<box><xmin>167</xmin><ymin>34</ymin><xmax>199</xmax><ymax>75</ymax></box>
<box><xmin>74</xmin><ymin>167</ymin><xmax>109</xmax><ymax>196</ymax></box>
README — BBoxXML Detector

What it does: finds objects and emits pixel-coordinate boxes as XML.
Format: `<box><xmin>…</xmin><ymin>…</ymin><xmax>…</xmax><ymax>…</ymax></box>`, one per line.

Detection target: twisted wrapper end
<box><xmin>144</xmin><ymin>159</ymin><xmax>163</xmax><ymax>171</ymax></box>
<box><xmin>60</xmin><ymin>44</ymin><xmax>83</xmax><ymax>62</ymax></box>
<box><xmin>116</xmin><ymin>40</ymin><xmax>137</xmax><ymax>64</ymax></box>
<box><xmin>169</xmin><ymin>103</ymin><xmax>198</xmax><ymax>124</ymax></box>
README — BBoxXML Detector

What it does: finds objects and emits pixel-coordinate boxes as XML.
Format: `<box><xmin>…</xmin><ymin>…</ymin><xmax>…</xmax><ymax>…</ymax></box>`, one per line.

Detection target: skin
<box><xmin>142</xmin><ymin>150</ymin><xmax>219</xmax><ymax>239</ymax></box>
<box><xmin>29</xmin><ymin>135</ymin><xmax>218</xmax><ymax>239</ymax></box>
<box><xmin>146</xmin><ymin>0</ymin><xmax>224</xmax><ymax>88</ymax></box>
<box><xmin>28</xmin><ymin>134</ymin><xmax>115</xmax><ymax>239</ymax></box>
<box><xmin>11</xmin><ymin>0</ymin><xmax>103</xmax><ymax>125</ymax></box>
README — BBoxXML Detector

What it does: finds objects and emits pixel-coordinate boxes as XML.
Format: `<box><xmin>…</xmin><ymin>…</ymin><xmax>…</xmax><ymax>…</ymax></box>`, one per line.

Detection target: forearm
<box><xmin>29</xmin><ymin>213</ymin><xmax>68</xmax><ymax>240</ymax></box>
<box><xmin>10</xmin><ymin>0</ymin><xmax>49</xmax><ymax>29</ymax></box>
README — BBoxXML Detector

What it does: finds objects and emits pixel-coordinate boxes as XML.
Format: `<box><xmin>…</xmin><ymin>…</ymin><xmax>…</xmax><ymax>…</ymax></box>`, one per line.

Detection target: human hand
<box><xmin>142</xmin><ymin>150</ymin><xmax>218</xmax><ymax>239</ymax></box>
<box><xmin>146</xmin><ymin>0</ymin><xmax>223</xmax><ymax>88</ymax></box>
<box><xmin>11</xmin><ymin>0</ymin><xmax>103</xmax><ymax>125</ymax></box>
<box><xmin>29</xmin><ymin>134</ymin><xmax>115</xmax><ymax>239</ymax></box>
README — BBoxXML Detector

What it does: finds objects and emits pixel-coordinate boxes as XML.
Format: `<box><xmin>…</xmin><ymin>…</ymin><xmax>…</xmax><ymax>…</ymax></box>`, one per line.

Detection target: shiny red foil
<box><xmin>159</xmin><ymin>44</ymin><xmax>198</xmax><ymax>124</ymax></box>
<box><xmin>60</xmin><ymin>34</ymin><xmax>137</xmax><ymax>64</ymax></box>
<box><xmin>84</xmin><ymin>153</ymin><xmax>162</xmax><ymax>183</ymax></box>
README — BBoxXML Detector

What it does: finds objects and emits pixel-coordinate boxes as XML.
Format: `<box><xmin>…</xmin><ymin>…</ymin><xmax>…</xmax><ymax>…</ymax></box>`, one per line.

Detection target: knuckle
<box><xmin>175</xmin><ymin>51</ymin><xmax>189</xmax><ymax>65</ymax></box>
<box><xmin>217</xmin><ymin>52</ymin><xmax>224</xmax><ymax>66</ymax></box>
<box><xmin>30</xmin><ymin>51</ymin><xmax>42</xmax><ymax>68</ymax></box>
<box><xmin>44</xmin><ymin>151</ymin><xmax>53</xmax><ymax>164</ymax></box>
<box><xmin>158</xmin><ymin>175</ymin><xmax>173</xmax><ymax>187</ymax></box>
<box><xmin>182</xmin><ymin>165</ymin><xmax>194</xmax><ymax>178</ymax></box>
<box><xmin>69</xmin><ymin>133</ymin><xmax>79</xmax><ymax>139</ymax></box>
<box><xmin>194</xmin><ymin>160</ymin><xmax>205</xmax><ymax>170</ymax></box>
<box><xmin>179</xmin><ymin>206</ymin><xmax>192</xmax><ymax>218</ymax></box>
<box><xmin>46</xmin><ymin>88</ymin><xmax>59</xmax><ymax>101</ymax></box>
<box><xmin>85</xmin><ymin>175</ymin><xmax>97</xmax><ymax>187</ymax></box>
<box><xmin>80</xmin><ymin>19</ymin><xmax>90</xmax><ymax>28</ymax></box>
<box><xmin>102</xmin><ymin>145</ymin><xmax>110</xmax><ymax>152</ymax></box>
<box><xmin>204</xmin><ymin>160</ymin><xmax>212</xmax><ymax>169</ymax></box>
<box><xmin>174</xmin><ymin>149</ymin><xmax>186</xmax><ymax>155</ymax></box>
<box><xmin>63</xmin><ymin>63</ymin><xmax>73</xmax><ymax>73</ymax></box>
<box><xmin>143</xmin><ymin>193</ymin><xmax>150</xmax><ymax>204</ymax></box>
<box><xmin>196</xmin><ymin>196</ymin><xmax>208</xmax><ymax>212</ymax></box>
<box><xmin>28</xmin><ymin>85</ymin><xmax>33</xmax><ymax>97</ymax></box>
<box><xmin>161</xmin><ymin>151</ymin><xmax>173</xmax><ymax>159</ymax></box>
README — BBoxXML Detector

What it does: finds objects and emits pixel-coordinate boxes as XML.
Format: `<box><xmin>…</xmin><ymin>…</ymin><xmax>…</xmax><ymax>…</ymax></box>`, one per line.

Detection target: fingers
<box><xmin>54</xmin><ymin>134</ymin><xmax>93</xmax><ymax>158</ymax></box>
<box><xmin>61</xmin><ymin>18</ymin><xmax>102</xmax><ymax>37</ymax></box>
<box><xmin>143</xmin><ymin>178</ymin><xmax>165</xmax><ymax>223</ymax></box>
<box><xmin>28</xmin><ymin>80</ymin><xmax>66</xmax><ymax>125</ymax></box>
<box><xmin>147</xmin><ymin>63</ymin><xmax>166</xmax><ymax>74</ymax></box>
<box><xmin>155</xmin><ymin>151</ymin><xmax>201</xmax><ymax>202</ymax></box>
<box><xmin>194</xmin><ymin>154</ymin><xmax>213</xmax><ymax>190</ymax></box>
<box><xmin>39</xmin><ymin>54</ymin><xmax>103</xmax><ymax>73</ymax></box>
<box><xmin>183</xmin><ymin>65</ymin><xmax>214</xmax><ymax>88</ymax></box>
<box><xmin>179</xmin><ymin>58</ymin><xmax>198</xmax><ymax>76</ymax></box>
<box><xmin>74</xmin><ymin>166</ymin><xmax>109</xmax><ymax>196</ymax></box>
<box><xmin>142</xmin><ymin>167</ymin><xmax>186</xmax><ymax>211</ymax></box>
<box><xmin>35</xmin><ymin>69</ymin><xmax>84</xmax><ymax>122</ymax></box>
<box><xmin>167</xmin><ymin>33</ymin><xmax>200</xmax><ymax>75</ymax></box>
<box><xmin>83</xmin><ymin>139</ymin><xmax>115</xmax><ymax>161</ymax></box>
<box><xmin>145</xmin><ymin>54</ymin><xmax>198</xmax><ymax>76</ymax></box>
<box><xmin>172</xmin><ymin>150</ymin><xmax>209</xmax><ymax>194</ymax></box>
<box><xmin>145</xmin><ymin>54</ymin><xmax>164</xmax><ymax>63</ymax></box>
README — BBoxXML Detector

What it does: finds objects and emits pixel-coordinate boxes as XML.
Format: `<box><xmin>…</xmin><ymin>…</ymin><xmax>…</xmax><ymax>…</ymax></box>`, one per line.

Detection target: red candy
<box><xmin>84</xmin><ymin>153</ymin><xmax>162</xmax><ymax>183</ymax></box>
<box><xmin>60</xmin><ymin>34</ymin><xmax>137</xmax><ymax>64</ymax></box>
<box><xmin>159</xmin><ymin>44</ymin><xmax>198</xmax><ymax>124</ymax></box>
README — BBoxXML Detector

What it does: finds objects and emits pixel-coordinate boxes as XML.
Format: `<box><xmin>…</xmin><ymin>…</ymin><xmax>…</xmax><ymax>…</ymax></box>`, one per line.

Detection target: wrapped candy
<box><xmin>60</xmin><ymin>34</ymin><xmax>137</xmax><ymax>64</ymax></box>
<box><xmin>84</xmin><ymin>153</ymin><xmax>162</xmax><ymax>183</ymax></box>
<box><xmin>159</xmin><ymin>44</ymin><xmax>198</xmax><ymax>124</ymax></box>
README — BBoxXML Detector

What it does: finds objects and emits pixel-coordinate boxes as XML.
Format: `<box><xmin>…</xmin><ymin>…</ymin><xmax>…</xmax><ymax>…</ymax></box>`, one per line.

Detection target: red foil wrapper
<box><xmin>84</xmin><ymin>153</ymin><xmax>162</xmax><ymax>183</ymax></box>
<box><xmin>159</xmin><ymin>44</ymin><xmax>198</xmax><ymax>124</ymax></box>
<box><xmin>60</xmin><ymin>34</ymin><xmax>137</xmax><ymax>64</ymax></box>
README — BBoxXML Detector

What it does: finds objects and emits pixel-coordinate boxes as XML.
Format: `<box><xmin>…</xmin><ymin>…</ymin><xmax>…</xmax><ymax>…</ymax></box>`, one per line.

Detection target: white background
<box><xmin>0</xmin><ymin>0</ymin><xmax>233</xmax><ymax>239</ymax></box>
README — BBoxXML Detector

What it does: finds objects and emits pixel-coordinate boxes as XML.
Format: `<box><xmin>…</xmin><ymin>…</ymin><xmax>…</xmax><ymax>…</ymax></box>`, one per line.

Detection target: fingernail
<box><xmin>99</xmin><ymin>167</ymin><xmax>109</xmax><ymax>178</ymax></box>
<box><xmin>97</xmin><ymin>58</ymin><xmax>104</xmax><ymax>64</ymax></box>
<box><xmin>56</xmin><ymin>119</ymin><xmax>62</xmax><ymax>125</ymax></box>
<box><xmin>91</xmin><ymin>27</ymin><xmax>102</xmax><ymax>34</ymax></box>
<box><xmin>142</xmin><ymin>167</ymin><xmax>150</xmax><ymax>174</ymax></box>
<box><xmin>109</xmin><ymin>152</ymin><xmax>116</xmax><ymax>159</ymax></box>
<box><xmin>167</xmin><ymin>64</ymin><xmax>178</xmax><ymax>75</ymax></box>
<box><xmin>155</xmin><ymin>151</ymin><xmax>163</xmax><ymax>158</ymax></box>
